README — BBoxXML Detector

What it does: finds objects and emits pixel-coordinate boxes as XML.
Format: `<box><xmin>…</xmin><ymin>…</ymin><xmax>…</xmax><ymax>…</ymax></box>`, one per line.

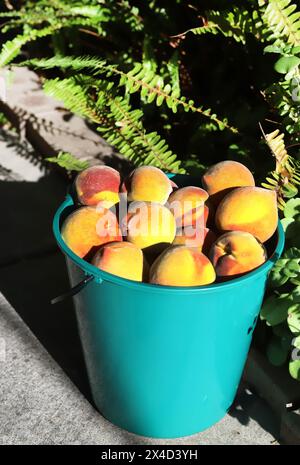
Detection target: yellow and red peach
<box><xmin>121</xmin><ymin>166</ymin><xmax>173</xmax><ymax>205</ymax></box>
<box><xmin>61</xmin><ymin>206</ymin><xmax>122</xmax><ymax>258</ymax></box>
<box><xmin>168</xmin><ymin>186</ymin><xmax>209</xmax><ymax>228</ymax></box>
<box><xmin>124</xmin><ymin>201</ymin><xmax>176</xmax><ymax>250</ymax></box>
<box><xmin>173</xmin><ymin>226</ymin><xmax>217</xmax><ymax>255</ymax></box>
<box><xmin>215</xmin><ymin>186</ymin><xmax>278</xmax><ymax>243</ymax></box>
<box><xmin>202</xmin><ymin>160</ymin><xmax>255</xmax><ymax>205</ymax></box>
<box><xmin>92</xmin><ymin>241</ymin><xmax>145</xmax><ymax>281</ymax></box>
<box><xmin>149</xmin><ymin>245</ymin><xmax>216</xmax><ymax>286</ymax></box>
<box><xmin>75</xmin><ymin>165</ymin><xmax>120</xmax><ymax>208</ymax></box>
<box><xmin>210</xmin><ymin>231</ymin><xmax>267</xmax><ymax>278</ymax></box>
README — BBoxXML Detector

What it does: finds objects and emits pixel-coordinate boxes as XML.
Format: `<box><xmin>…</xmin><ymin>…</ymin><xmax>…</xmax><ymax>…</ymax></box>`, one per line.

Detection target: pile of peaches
<box><xmin>61</xmin><ymin>161</ymin><xmax>278</xmax><ymax>287</ymax></box>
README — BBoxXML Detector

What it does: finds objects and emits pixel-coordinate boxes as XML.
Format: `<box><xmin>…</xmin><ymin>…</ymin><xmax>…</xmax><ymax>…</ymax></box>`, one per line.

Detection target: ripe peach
<box><xmin>75</xmin><ymin>165</ymin><xmax>120</xmax><ymax>208</ymax></box>
<box><xmin>173</xmin><ymin>226</ymin><xmax>217</xmax><ymax>255</ymax></box>
<box><xmin>168</xmin><ymin>186</ymin><xmax>209</xmax><ymax>228</ymax></box>
<box><xmin>149</xmin><ymin>246</ymin><xmax>216</xmax><ymax>286</ymax></box>
<box><xmin>210</xmin><ymin>231</ymin><xmax>267</xmax><ymax>278</ymax></box>
<box><xmin>215</xmin><ymin>186</ymin><xmax>278</xmax><ymax>243</ymax></box>
<box><xmin>124</xmin><ymin>201</ymin><xmax>176</xmax><ymax>250</ymax></box>
<box><xmin>121</xmin><ymin>166</ymin><xmax>173</xmax><ymax>205</ymax></box>
<box><xmin>202</xmin><ymin>160</ymin><xmax>255</xmax><ymax>205</ymax></box>
<box><xmin>92</xmin><ymin>242</ymin><xmax>144</xmax><ymax>282</ymax></box>
<box><xmin>61</xmin><ymin>207</ymin><xmax>122</xmax><ymax>258</ymax></box>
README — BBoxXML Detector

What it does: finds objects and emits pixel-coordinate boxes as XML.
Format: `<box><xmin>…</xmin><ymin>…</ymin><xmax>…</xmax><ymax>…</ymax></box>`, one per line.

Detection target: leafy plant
<box><xmin>172</xmin><ymin>7</ymin><xmax>266</xmax><ymax>45</ymax></box>
<box><xmin>262</xmin><ymin>0</ymin><xmax>300</xmax><ymax>46</ymax></box>
<box><xmin>46</xmin><ymin>151</ymin><xmax>89</xmax><ymax>171</ymax></box>
<box><xmin>1</xmin><ymin>1</ymin><xmax>300</xmax><ymax>172</ymax></box>
<box><xmin>261</xmin><ymin>128</ymin><xmax>300</xmax><ymax>208</ymax></box>
<box><xmin>261</xmin><ymin>1</ymin><xmax>300</xmax><ymax>141</ymax></box>
<box><xmin>0</xmin><ymin>0</ymin><xmax>240</xmax><ymax>173</ymax></box>
<box><xmin>261</xmin><ymin>200</ymin><xmax>300</xmax><ymax>380</ymax></box>
<box><xmin>181</xmin><ymin>1</ymin><xmax>300</xmax><ymax>144</ymax></box>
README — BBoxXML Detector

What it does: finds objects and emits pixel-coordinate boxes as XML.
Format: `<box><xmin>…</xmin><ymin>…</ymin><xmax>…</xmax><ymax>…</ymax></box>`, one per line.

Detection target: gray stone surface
<box><xmin>0</xmin><ymin>131</ymin><xmax>43</xmax><ymax>182</ymax></box>
<box><xmin>244</xmin><ymin>348</ymin><xmax>300</xmax><ymax>444</ymax></box>
<box><xmin>0</xmin><ymin>67</ymin><xmax>130</xmax><ymax>174</ymax></box>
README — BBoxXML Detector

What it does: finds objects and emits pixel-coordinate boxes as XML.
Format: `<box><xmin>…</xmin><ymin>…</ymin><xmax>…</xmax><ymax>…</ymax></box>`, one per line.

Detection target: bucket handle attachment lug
<box><xmin>51</xmin><ymin>274</ymin><xmax>95</xmax><ymax>305</ymax></box>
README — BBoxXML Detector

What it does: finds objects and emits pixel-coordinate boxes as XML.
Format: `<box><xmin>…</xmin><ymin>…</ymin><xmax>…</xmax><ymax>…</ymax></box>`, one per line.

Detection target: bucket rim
<box><xmin>53</xmin><ymin>194</ymin><xmax>285</xmax><ymax>294</ymax></box>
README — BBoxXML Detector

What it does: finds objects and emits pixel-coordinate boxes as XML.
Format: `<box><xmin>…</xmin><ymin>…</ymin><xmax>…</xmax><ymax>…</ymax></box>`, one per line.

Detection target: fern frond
<box><xmin>46</xmin><ymin>151</ymin><xmax>89</xmax><ymax>171</ymax></box>
<box><xmin>25</xmin><ymin>55</ymin><xmax>238</xmax><ymax>133</ymax></box>
<box><xmin>0</xmin><ymin>0</ymin><xmax>116</xmax><ymax>66</ymax></box>
<box><xmin>264</xmin><ymin>76</ymin><xmax>300</xmax><ymax>138</ymax></box>
<box><xmin>0</xmin><ymin>25</ymin><xmax>63</xmax><ymax>68</ymax></box>
<box><xmin>107</xmin><ymin>96</ymin><xmax>182</xmax><ymax>171</ymax></box>
<box><xmin>265</xmin><ymin>129</ymin><xmax>290</xmax><ymax>173</ymax></box>
<box><xmin>263</xmin><ymin>0</ymin><xmax>300</xmax><ymax>46</ymax></box>
<box><xmin>43</xmin><ymin>77</ymin><xmax>102</xmax><ymax>123</ymax></box>
<box><xmin>1</xmin><ymin>4</ymin><xmax>110</xmax><ymax>25</ymax></box>
<box><xmin>105</xmin><ymin>0</ymin><xmax>143</xmax><ymax>32</ymax></box>
<box><xmin>56</xmin><ymin>4</ymin><xmax>110</xmax><ymax>20</ymax></box>
<box><xmin>261</xmin><ymin>127</ymin><xmax>300</xmax><ymax>207</ymax></box>
<box><xmin>43</xmin><ymin>77</ymin><xmax>184</xmax><ymax>173</ymax></box>
<box><xmin>180</xmin><ymin>24</ymin><xmax>221</xmax><ymax>38</ymax></box>
<box><xmin>173</xmin><ymin>7</ymin><xmax>265</xmax><ymax>44</ymax></box>
<box><xmin>167</xmin><ymin>51</ymin><xmax>180</xmax><ymax>98</ymax></box>
<box><xmin>24</xmin><ymin>55</ymin><xmax>106</xmax><ymax>72</ymax></box>
<box><xmin>95</xmin><ymin>80</ymin><xmax>184</xmax><ymax>172</ymax></box>
<box><xmin>0</xmin><ymin>11</ymin><xmax>22</xmax><ymax>18</ymax></box>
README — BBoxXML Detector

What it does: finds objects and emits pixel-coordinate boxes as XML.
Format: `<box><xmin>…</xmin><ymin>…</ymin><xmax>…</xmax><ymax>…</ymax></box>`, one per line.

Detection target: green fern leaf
<box><xmin>43</xmin><ymin>76</ymin><xmax>184</xmax><ymax>173</ymax></box>
<box><xmin>185</xmin><ymin>24</ymin><xmax>221</xmax><ymax>38</ymax></box>
<box><xmin>172</xmin><ymin>7</ymin><xmax>265</xmax><ymax>44</ymax></box>
<box><xmin>261</xmin><ymin>127</ymin><xmax>300</xmax><ymax>207</ymax></box>
<box><xmin>0</xmin><ymin>25</ymin><xmax>62</xmax><ymax>67</ymax></box>
<box><xmin>25</xmin><ymin>55</ymin><xmax>238</xmax><ymax>133</ymax></box>
<box><xmin>43</xmin><ymin>77</ymin><xmax>102</xmax><ymax>123</ymax></box>
<box><xmin>263</xmin><ymin>0</ymin><xmax>300</xmax><ymax>46</ymax></box>
<box><xmin>46</xmin><ymin>152</ymin><xmax>89</xmax><ymax>171</ymax></box>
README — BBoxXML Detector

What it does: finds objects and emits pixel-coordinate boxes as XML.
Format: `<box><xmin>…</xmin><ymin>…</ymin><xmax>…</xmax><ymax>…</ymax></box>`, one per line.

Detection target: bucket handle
<box><xmin>51</xmin><ymin>274</ymin><xmax>94</xmax><ymax>304</ymax></box>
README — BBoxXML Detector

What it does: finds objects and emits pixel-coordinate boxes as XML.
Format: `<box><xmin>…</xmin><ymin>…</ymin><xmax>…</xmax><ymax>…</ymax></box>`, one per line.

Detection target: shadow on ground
<box><xmin>0</xmin><ymin>172</ymin><xmax>93</xmax><ymax>403</ymax></box>
<box><xmin>229</xmin><ymin>385</ymin><xmax>281</xmax><ymax>443</ymax></box>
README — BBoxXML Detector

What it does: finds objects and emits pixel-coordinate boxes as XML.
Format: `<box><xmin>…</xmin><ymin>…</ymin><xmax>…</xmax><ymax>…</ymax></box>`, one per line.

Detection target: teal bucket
<box><xmin>53</xmin><ymin>175</ymin><xmax>284</xmax><ymax>439</ymax></box>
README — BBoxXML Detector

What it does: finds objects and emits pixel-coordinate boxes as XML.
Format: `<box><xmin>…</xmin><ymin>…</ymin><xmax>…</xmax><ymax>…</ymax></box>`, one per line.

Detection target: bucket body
<box><xmin>53</xmin><ymin>177</ymin><xmax>284</xmax><ymax>438</ymax></box>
